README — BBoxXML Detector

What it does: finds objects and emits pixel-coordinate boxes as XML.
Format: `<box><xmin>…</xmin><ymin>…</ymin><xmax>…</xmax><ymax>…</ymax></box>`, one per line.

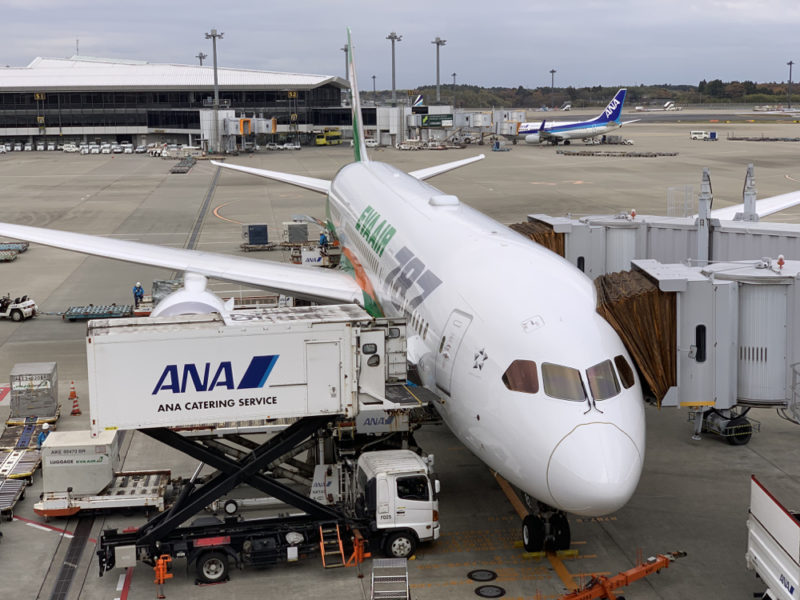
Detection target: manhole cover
<box><xmin>475</xmin><ymin>585</ymin><xmax>506</xmax><ymax>598</ymax></box>
<box><xmin>467</xmin><ymin>570</ymin><xmax>498</xmax><ymax>582</ymax></box>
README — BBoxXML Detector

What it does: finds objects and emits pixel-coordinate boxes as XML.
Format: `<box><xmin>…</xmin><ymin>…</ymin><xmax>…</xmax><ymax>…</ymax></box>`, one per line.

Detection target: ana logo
<box><xmin>604</xmin><ymin>99</ymin><xmax>620</xmax><ymax>119</ymax></box>
<box><xmin>152</xmin><ymin>355</ymin><xmax>279</xmax><ymax>395</ymax></box>
<box><xmin>363</xmin><ymin>416</ymin><xmax>394</xmax><ymax>426</ymax></box>
<box><xmin>780</xmin><ymin>574</ymin><xmax>795</xmax><ymax>595</ymax></box>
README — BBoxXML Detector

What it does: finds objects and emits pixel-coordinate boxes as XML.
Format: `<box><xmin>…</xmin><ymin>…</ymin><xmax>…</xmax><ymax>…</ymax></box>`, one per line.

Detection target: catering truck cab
<box><xmin>352</xmin><ymin>449</ymin><xmax>440</xmax><ymax>558</ymax></box>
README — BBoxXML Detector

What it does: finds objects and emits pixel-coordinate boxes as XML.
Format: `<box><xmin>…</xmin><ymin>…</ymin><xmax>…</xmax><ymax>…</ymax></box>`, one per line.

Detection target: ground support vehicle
<box><xmin>0</xmin><ymin>251</ymin><xmax>17</xmax><ymax>262</ymax></box>
<box><xmin>747</xmin><ymin>475</ymin><xmax>800</xmax><ymax>600</ymax></box>
<box><xmin>91</xmin><ymin>305</ymin><xmax>439</xmax><ymax>580</ymax></box>
<box><xmin>0</xmin><ymin>294</ymin><xmax>37</xmax><ymax>321</ymax></box>
<box><xmin>35</xmin><ymin>429</ymin><xmax>171</xmax><ymax>518</ymax></box>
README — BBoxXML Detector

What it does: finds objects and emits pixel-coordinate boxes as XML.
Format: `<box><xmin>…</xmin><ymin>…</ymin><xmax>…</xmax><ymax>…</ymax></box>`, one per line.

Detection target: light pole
<box><xmin>386</xmin><ymin>32</ymin><xmax>402</xmax><ymax>106</ymax></box>
<box><xmin>196</xmin><ymin>52</ymin><xmax>207</xmax><ymax>66</ymax></box>
<box><xmin>452</xmin><ymin>72</ymin><xmax>456</xmax><ymax>86</ymax></box>
<box><xmin>372</xmin><ymin>75</ymin><xmax>376</xmax><ymax>103</ymax></box>
<box><xmin>788</xmin><ymin>60</ymin><xmax>794</xmax><ymax>109</ymax></box>
<box><xmin>549</xmin><ymin>69</ymin><xmax>556</xmax><ymax>108</ymax></box>
<box><xmin>205</xmin><ymin>28</ymin><xmax>224</xmax><ymax>153</ymax></box>
<box><xmin>432</xmin><ymin>37</ymin><xmax>446</xmax><ymax>103</ymax></box>
<box><xmin>341</xmin><ymin>45</ymin><xmax>349</xmax><ymax>81</ymax></box>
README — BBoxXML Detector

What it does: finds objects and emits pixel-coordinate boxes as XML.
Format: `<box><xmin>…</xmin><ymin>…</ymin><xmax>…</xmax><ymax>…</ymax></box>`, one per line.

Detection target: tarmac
<box><xmin>2</xmin><ymin>113</ymin><xmax>800</xmax><ymax>599</ymax></box>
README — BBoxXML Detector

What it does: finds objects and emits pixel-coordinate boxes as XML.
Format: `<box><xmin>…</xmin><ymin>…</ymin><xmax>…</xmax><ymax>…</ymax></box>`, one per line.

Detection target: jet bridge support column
<box><xmin>695</xmin><ymin>168</ymin><xmax>712</xmax><ymax>266</ymax></box>
<box><xmin>134</xmin><ymin>415</ymin><xmax>343</xmax><ymax>546</ymax></box>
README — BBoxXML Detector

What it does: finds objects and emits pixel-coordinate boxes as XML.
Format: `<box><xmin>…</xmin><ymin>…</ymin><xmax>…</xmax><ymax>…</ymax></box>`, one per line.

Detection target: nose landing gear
<box><xmin>521</xmin><ymin>501</ymin><xmax>571</xmax><ymax>552</ymax></box>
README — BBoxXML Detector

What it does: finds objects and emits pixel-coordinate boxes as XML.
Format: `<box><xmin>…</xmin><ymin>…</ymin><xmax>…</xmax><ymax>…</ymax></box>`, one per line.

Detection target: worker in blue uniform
<box><xmin>319</xmin><ymin>231</ymin><xmax>329</xmax><ymax>255</ymax></box>
<box><xmin>37</xmin><ymin>422</ymin><xmax>50</xmax><ymax>449</ymax></box>
<box><xmin>132</xmin><ymin>282</ymin><xmax>144</xmax><ymax>307</ymax></box>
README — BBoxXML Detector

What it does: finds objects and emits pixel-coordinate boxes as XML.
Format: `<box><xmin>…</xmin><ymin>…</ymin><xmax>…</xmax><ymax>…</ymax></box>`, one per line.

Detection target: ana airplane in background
<box><xmin>0</xmin><ymin>31</ymin><xmax>648</xmax><ymax>552</ymax></box>
<box><xmin>519</xmin><ymin>89</ymin><xmax>638</xmax><ymax>145</ymax></box>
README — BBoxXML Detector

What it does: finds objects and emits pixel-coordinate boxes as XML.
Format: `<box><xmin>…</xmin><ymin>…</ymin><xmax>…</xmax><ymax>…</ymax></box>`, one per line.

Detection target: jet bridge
<box><xmin>602</xmin><ymin>257</ymin><xmax>800</xmax><ymax>444</ymax></box>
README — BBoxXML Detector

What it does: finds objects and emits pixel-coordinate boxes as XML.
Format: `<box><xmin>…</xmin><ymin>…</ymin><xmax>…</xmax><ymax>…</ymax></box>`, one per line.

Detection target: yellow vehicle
<box><xmin>314</xmin><ymin>129</ymin><xmax>342</xmax><ymax>146</ymax></box>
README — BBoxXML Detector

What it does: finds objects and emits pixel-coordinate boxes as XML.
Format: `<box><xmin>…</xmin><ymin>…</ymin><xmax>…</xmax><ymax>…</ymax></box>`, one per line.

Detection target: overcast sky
<box><xmin>4</xmin><ymin>1</ymin><xmax>800</xmax><ymax>89</ymax></box>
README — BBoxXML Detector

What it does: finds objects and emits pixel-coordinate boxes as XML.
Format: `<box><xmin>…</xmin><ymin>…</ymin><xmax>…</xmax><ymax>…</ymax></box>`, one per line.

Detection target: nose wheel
<box><xmin>521</xmin><ymin>503</ymin><xmax>571</xmax><ymax>552</ymax></box>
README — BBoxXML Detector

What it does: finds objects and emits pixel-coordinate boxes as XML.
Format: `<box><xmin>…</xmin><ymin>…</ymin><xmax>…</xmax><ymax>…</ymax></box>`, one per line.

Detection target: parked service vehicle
<box><xmin>134</xmin><ymin>145</ymin><xmax>146</xmax><ymax>153</ymax></box>
<box><xmin>62</xmin><ymin>143</ymin><xmax>79</xmax><ymax>153</ymax></box>
<box><xmin>23</xmin><ymin>144</ymin><xmax>32</xmax><ymax>151</ymax></box>
<box><xmin>13</xmin><ymin>143</ymin><xmax>22</xmax><ymax>152</ymax></box>
<box><xmin>0</xmin><ymin>294</ymin><xmax>38</xmax><ymax>321</ymax></box>
<box><xmin>365</xmin><ymin>139</ymin><xmax>378</xmax><ymax>148</ymax></box>
<box><xmin>100</xmin><ymin>144</ymin><xmax>112</xmax><ymax>154</ymax></box>
<box><xmin>47</xmin><ymin>143</ymin><xmax>56</xmax><ymax>151</ymax></box>
<box><xmin>0</xmin><ymin>145</ymin><xmax>5</xmax><ymax>154</ymax></box>
<box><xmin>89</xmin><ymin>144</ymin><xmax>100</xmax><ymax>154</ymax></box>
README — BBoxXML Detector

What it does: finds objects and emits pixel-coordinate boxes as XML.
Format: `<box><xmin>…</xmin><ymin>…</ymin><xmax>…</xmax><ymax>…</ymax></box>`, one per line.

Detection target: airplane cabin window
<box><xmin>586</xmin><ymin>359</ymin><xmax>620</xmax><ymax>400</ymax></box>
<box><xmin>614</xmin><ymin>355</ymin><xmax>635</xmax><ymax>389</ymax></box>
<box><xmin>502</xmin><ymin>360</ymin><xmax>539</xmax><ymax>394</ymax></box>
<box><xmin>542</xmin><ymin>363</ymin><xmax>586</xmax><ymax>401</ymax></box>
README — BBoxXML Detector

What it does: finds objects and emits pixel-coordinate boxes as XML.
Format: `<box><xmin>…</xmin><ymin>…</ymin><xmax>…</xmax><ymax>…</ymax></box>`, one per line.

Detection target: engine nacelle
<box><xmin>150</xmin><ymin>272</ymin><xmax>234</xmax><ymax>317</ymax></box>
<box><xmin>524</xmin><ymin>133</ymin><xmax>541</xmax><ymax>144</ymax></box>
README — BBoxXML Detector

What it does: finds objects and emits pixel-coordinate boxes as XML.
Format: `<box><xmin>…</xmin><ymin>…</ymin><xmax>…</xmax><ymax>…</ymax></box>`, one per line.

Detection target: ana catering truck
<box><xmin>88</xmin><ymin>304</ymin><xmax>439</xmax><ymax>580</ymax></box>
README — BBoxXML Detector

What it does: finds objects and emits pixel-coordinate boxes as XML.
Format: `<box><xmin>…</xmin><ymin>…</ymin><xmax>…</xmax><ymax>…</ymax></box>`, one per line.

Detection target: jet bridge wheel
<box><xmin>724</xmin><ymin>417</ymin><xmax>752</xmax><ymax>446</ymax></box>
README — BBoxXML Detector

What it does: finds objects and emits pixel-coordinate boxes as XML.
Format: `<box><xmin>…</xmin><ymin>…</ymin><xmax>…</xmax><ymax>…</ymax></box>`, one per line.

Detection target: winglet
<box><xmin>347</xmin><ymin>28</ymin><xmax>369</xmax><ymax>163</ymax></box>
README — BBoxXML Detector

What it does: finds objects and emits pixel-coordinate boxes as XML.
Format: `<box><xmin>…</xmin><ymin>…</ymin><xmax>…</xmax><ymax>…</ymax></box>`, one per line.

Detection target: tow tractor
<box><xmin>0</xmin><ymin>294</ymin><xmax>37</xmax><ymax>321</ymax></box>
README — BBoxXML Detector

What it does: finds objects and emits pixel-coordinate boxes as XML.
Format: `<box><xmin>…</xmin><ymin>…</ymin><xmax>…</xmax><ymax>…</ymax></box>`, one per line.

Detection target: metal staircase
<box><xmin>370</xmin><ymin>558</ymin><xmax>410</xmax><ymax>600</ymax></box>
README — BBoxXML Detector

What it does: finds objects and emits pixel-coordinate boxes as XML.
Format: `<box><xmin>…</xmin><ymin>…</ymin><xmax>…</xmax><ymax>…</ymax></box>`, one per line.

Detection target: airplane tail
<box><xmin>596</xmin><ymin>89</ymin><xmax>626</xmax><ymax>124</ymax></box>
<box><xmin>347</xmin><ymin>28</ymin><xmax>369</xmax><ymax>163</ymax></box>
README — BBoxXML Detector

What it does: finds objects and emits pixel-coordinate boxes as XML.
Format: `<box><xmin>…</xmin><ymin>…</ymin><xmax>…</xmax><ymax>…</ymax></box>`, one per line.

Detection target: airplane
<box><xmin>519</xmin><ymin>89</ymin><xmax>638</xmax><ymax>145</ymax></box>
<box><xmin>0</xmin><ymin>30</ymin><xmax>647</xmax><ymax>553</ymax></box>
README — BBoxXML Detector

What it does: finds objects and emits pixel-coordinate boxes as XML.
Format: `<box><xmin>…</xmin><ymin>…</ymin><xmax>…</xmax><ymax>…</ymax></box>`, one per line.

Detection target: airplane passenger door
<box><xmin>435</xmin><ymin>309</ymin><xmax>473</xmax><ymax>396</ymax></box>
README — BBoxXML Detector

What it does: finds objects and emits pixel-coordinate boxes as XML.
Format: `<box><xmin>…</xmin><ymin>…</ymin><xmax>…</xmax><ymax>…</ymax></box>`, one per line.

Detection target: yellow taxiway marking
<box><xmin>547</xmin><ymin>552</ymin><xmax>579</xmax><ymax>591</ymax></box>
<box><xmin>213</xmin><ymin>201</ymin><xmax>243</xmax><ymax>224</ymax></box>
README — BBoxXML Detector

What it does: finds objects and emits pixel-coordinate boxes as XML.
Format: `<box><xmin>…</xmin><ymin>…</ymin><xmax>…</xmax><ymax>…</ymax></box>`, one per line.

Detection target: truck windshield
<box><xmin>396</xmin><ymin>475</ymin><xmax>429</xmax><ymax>501</ymax></box>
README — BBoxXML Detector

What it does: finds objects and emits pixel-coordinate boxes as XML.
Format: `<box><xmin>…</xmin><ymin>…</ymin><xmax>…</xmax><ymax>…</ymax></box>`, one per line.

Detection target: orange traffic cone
<box><xmin>69</xmin><ymin>381</ymin><xmax>81</xmax><ymax>416</ymax></box>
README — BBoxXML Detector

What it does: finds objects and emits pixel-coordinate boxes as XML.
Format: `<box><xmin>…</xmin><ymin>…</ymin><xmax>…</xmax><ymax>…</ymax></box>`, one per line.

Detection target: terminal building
<box><xmin>0</xmin><ymin>56</ymin><xmax>524</xmax><ymax>150</ymax></box>
<box><xmin>0</xmin><ymin>56</ymin><xmax>370</xmax><ymax>149</ymax></box>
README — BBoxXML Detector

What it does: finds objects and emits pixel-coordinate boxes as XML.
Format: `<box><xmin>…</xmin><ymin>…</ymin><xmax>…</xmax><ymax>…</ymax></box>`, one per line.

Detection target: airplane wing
<box><xmin>211</xmin><ymin>161</ymin><xmax>330</xmax><ymax>194</ymax></box>
<box><xmin>0</xmin><ymin>222</ymin><xmax>363</xmax><ymax>304</ymax></box>
<box><xmin>710</xmin><ymin>190</ymin><xmax>800</xmax><ymax>220</ymax></box>
<box><xmin>408</xmin><ymin>154</ymin><xmax>485</xmax><ymax>181</ymax></box>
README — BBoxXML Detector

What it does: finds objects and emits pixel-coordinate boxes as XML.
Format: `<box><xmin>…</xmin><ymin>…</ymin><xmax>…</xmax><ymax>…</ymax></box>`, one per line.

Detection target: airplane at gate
<box><xmin>519</xmin><ymin>89</ymin><xmax>638</xmax><ymax>145</ymax></box>
<box><xmin>0</xmin><ymin>31</ymin><xmax>647</xmax><ymax>552</ymax></box>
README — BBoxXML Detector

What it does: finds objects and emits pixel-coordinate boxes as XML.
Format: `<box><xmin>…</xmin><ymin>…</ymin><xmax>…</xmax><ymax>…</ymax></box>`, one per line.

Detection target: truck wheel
<box><xmin>196</xmin><ymin>550</ymin><xmax>229</xmax><ymax>583</ymax></box>
<box><xmin>10</xmin><ymin>310</ymin><xmax>22</xmax><ymax>322</ymax></box>
<box><xmin>384</xmin><ymin>531</ymin><xmax>417</xmax><ymax>559</ymax></box>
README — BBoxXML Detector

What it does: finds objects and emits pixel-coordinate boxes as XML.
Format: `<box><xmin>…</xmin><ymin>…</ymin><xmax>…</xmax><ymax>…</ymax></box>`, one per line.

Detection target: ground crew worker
<box><xmin>132</xmin><ymin>282</ymin><xmax>144</xmax><ymax>307</ymax></box>
<box><xmin>154</xmin><ymin>554</ymin><xmax>173</xmax><ymax>599</ymax></box>
<box><xmin>319</xmin><ymin>231</ymin><xmax>328</xmax><ymax>250</ymax></box>
<box><xmin>37</xmin><ymin>422</ymin><xmax>50</xmax><ymax>449</ymax></box>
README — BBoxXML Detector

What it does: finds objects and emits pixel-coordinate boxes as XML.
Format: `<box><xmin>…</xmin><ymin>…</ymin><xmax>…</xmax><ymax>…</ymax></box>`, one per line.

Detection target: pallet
<box><xmin>63</xmin><ymin>304</ymin><xmax>133</xmax><ymax>321</ymax></box>
<box><xmin>0</xmin><ymin>478</ymin><xmax>25</xmax><ymax>520</ymax></box>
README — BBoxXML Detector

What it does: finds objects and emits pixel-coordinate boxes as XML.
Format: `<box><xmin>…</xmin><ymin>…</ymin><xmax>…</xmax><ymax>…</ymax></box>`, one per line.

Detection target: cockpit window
<box><xmin>542</xmin><ymin>363</ymin><xmax>586</xmax><ymax>401</ymax></box>
<box><xmin>586</xmin><ymin>360</ymin><xmax>620</xmax><ymax>400</ymax></box>
<box><xmin>614</xmin><ymin>355</ymin><xmax>635</xmax><ymax>389</ymax></box>
<box><xmin>502</xmin><ymin>360</ymin><xmax>539</xmax><ymax>394</ymax></box>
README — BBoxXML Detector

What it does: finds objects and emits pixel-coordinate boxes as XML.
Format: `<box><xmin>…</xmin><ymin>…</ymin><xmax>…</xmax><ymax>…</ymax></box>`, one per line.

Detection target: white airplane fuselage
<box><xmin>521</xmin><ymin>119</ymin><xmax>622</xmax><ymax>144</ymax></box>
<box><xmin>328</xmin><ymin>161</ymin><xmax>646</xmax><ymax>516</ymax></box>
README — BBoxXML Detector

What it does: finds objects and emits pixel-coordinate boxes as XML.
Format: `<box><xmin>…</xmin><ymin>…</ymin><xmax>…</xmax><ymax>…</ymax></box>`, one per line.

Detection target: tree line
<box><xmin>390</xmin><ymin>81</ymin><xmax>794</xmax><ymax>108</ymax></box>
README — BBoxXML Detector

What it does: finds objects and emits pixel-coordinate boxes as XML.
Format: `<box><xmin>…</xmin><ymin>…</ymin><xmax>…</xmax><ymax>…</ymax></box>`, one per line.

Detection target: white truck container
<box><xmin>86</xmin><ymin>305</ymin><xmax>405</xmax><ymax>436</ymax></box>
<box><xmin>35</xmin><ymin>430</ymin><xmax>170</xmax><ymax>517</ymax></box>
<box><xmin>747</xmin><ymin>475</ymin><xmax>800</xmax><ymax>600</ymax></box>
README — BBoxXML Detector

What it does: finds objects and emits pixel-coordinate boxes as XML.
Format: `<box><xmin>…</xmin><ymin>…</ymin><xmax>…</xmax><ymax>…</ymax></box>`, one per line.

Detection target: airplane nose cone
<box><xmin>546</xmin><ymin>423</ymin><xmax>642</xmax><ymax>516</ymax></box>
